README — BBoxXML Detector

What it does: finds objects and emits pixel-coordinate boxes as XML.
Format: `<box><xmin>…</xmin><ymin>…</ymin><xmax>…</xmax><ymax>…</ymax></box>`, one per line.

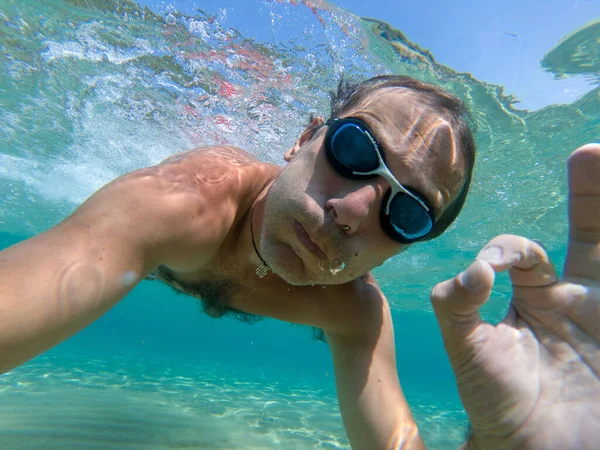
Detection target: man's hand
<box><xmin>430</xmin><ymin>143</ymin><xmax>600</xmax><ymax>450</ymax></box>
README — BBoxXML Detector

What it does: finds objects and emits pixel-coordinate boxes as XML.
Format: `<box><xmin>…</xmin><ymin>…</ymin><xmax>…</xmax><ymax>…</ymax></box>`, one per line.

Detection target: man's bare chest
<box><xmin>148</xmin><ymin>264</ymin><xmax>296</xmax><ymax>324</ymax></box>
<box><xmin>147</xmin><ymin>264</ymin><xmax>353</xmax><ymax>332</ymax></box>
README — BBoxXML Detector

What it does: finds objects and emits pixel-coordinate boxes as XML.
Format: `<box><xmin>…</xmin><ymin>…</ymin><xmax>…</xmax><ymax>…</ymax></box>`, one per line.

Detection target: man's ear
<box><xmin>284</xmin><ymin>116</ymin><xmax>325</xmax><ymax>162</ymax></box>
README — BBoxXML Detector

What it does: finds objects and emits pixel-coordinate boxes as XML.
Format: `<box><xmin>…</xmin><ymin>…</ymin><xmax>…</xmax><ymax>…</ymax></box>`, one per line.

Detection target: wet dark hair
<box><xmin>313</xmin><ymin>75</ymin><xmax>476</xmax><ymax>241</ymax></box>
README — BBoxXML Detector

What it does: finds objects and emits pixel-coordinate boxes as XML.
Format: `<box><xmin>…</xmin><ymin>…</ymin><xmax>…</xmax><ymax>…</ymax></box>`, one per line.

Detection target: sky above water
<box><xmin>140</xmin><ymin>0</ymin><xmax>600</xmax><ymax>111</ymax></box>
<box><xmin>334</xmin><ymin>0</ymin><xmax>599</xmax><ymax>110</ymax></box>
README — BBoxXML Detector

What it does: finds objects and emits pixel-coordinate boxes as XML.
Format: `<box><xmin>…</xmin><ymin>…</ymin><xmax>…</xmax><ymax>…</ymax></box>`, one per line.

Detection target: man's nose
<box><xmin>325</xmin><ymin>185</ymin><xmax>378</xmax><ymax>233</ymax></box>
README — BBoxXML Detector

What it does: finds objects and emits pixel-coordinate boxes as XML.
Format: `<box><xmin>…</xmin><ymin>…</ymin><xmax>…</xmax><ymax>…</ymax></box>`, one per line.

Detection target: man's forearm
<box><xmin>326</xmin><ymin>328</ymin><xmax>426</xmax><ymax>450</ymax></box>
<box><xmin>0</xmin><ymin>223</ymin><xmax>143</xmax><ymax>373</ymax></box>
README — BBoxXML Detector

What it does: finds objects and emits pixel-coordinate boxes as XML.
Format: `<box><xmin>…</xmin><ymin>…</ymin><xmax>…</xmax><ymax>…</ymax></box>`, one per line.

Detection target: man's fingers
<box><xmin>476</xmin><ymin>235</ymin><xmax>558</xmax><ymax>288</ymax></box>
<box><xmin>564</xmin><ymin>143</ymin><xmax>600</xmax><ymax>282</ymax></box>
<box><xmin>431</xmin><ymin>259</ymin><xmax>495</xmax><ymax>343</ymax></box>
<box><xmin>432</xmin><ymin>234</ymin><xmax>560</xmax><ymax>354</ymax></box>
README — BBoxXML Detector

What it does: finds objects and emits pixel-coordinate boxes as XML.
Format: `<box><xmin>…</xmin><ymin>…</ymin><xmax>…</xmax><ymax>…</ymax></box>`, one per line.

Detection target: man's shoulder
<box><xmin>156</xmin><ymin>145</ymin><xmax>279</xmax><ymax>189</ymax></box>
<box><xmin>319</xmin><ymin>274</ymin><xmax>389</xmax><ymax>334</ymax></box>
<box><xmin>327</xmin><ymin>273</ymin><xmax>386</xmax><ymax>309</ymax></box>
<box><xmin>234</xmin><ymin>273</ymin><xmax>387</xmax><ymax>333</ymax></box>
<box><xmin>160</xmin><ymin>145</ymin><xmax>266</xmax><ymax>167</ymax></box>
<box><xmin>103</xmin><ymin>146</ymin><xmax>270</xmax><ymax>253</ymax></box>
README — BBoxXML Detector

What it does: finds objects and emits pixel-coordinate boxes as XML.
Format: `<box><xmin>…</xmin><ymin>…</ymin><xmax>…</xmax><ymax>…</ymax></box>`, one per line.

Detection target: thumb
<box><xmin>430</xmin><ymin>260</ymin><xmax>496</xmax><ymax>343</ymax></box>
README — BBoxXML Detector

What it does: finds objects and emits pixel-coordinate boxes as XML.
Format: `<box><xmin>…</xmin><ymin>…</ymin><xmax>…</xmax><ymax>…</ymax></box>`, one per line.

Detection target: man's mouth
<box><xmin>293</xmin><ymin>220</ymin><xmax>328</xmax><ymax>262</ymax></box>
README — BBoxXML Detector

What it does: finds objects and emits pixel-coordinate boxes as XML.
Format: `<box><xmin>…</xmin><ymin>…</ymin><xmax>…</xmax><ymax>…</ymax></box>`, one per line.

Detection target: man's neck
<box><xmin>216</xmin><ymin>173</ymin><xmax>276</xmax><ymax>282</ymax></box>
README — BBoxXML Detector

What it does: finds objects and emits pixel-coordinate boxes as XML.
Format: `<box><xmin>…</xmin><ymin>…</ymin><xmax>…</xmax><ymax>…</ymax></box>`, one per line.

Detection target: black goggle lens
<box><xmin>329</xmin><ymin>123</ymin><xmax>379</xmax><ymax>173</ymax></box>
<box><xmin>388</xmin><ymin>192</ymin><xmax>433</xmax><ymax>239</ymax></box>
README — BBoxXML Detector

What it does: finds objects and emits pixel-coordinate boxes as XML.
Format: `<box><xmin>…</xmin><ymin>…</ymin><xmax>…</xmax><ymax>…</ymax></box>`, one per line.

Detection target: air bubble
<box><xmin>329</xmin><ymin>260</ymin><xmax>345</xmax><ymax>276</ymax></box>
<box><xmin>165</xmin><ymin>13</ymin><xmax>176</xmax><ymax>25</ymax></box>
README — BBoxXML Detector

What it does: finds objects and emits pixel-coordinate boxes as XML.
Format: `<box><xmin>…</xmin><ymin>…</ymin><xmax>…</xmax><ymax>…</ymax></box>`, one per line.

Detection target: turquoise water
<box><xmin>1</xmin><ymin>0</ymin><xmax>599</xmax><ymax>448</ymax></box>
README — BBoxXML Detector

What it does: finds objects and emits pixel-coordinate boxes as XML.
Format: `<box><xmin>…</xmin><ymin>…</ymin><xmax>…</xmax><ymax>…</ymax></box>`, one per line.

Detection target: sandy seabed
<box><xmin>0</xmin><ymin>355</ymin><xmax>467</xmax><ymax>449</ymax></box>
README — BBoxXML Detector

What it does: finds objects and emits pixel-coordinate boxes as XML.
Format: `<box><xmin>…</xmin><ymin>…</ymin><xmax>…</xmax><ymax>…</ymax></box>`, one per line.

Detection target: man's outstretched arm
<box><xmin>325</xmin><ymin>275</ymin><xmax>426</xmax><ymax>450</ymax></box>
<box><xmin>0</xmin><ymin>164</ymin><xmax>228</xmax><ymax>373</ymax></box>
<box><xmin>0</xmin><ymin>202</ymin><xmax>144</xmax><ymax>373</ymax></box>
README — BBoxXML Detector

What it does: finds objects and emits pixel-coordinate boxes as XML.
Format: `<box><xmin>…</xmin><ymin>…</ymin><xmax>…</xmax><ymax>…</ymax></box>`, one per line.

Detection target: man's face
<box><xmin>261</xmin><ymin>87</ymin><xmax>466</xmax><ymax>286</ymax></box>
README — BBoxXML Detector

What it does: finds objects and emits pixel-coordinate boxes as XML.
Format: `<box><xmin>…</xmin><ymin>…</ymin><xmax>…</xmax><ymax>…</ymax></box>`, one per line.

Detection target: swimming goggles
<box><xmin>324</xmin><ymin>117</ymin><xmax>435</xmax><ymax>244</ymax></box>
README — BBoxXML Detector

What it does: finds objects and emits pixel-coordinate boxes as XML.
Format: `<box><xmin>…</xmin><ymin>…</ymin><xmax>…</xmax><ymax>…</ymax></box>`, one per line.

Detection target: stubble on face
<box><xmin>258</xmin><ymin>145</ymin><xmax>395</xmax><ymax>286</ymax></box>
<box><xmin>260</xmin><ymin>174</ymin><xmax>354</xmax><ymax>286</ymax></box>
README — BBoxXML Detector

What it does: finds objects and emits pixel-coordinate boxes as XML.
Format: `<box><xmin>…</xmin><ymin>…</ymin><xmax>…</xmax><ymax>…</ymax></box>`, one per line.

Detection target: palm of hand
<box><xmin>432</xmin><ymin>144</ymin><xmax>600</xmax><ymax>450</ymax></box>
<box><xmin>458</xmin><ymin>278</ymin><xmax>600</xmax><ymax>449</ymax></box>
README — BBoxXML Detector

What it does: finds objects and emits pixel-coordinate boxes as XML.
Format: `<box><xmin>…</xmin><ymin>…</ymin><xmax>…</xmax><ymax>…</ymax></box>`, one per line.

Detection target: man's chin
<box><xmin>264</xmin><ymin>246</ymin><xmax>359</xmax><ymax>286</ymax></box>
<box><xmin>272</xmin><ymin>265</ymin><xmax>355</xmax><ymax>286</ymax></box>
<box><xmin>269</xmin><ymin>266</ymin><xmax>311</xmax><ymax>286</ymax></box>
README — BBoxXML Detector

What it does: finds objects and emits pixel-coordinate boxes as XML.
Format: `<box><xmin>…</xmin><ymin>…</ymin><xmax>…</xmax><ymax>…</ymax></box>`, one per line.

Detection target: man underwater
<box><xmin>2</xmin><ymin>74</ymin><xmax>599</xmax><ymax>449</ymax></box>
<box><xmin>0</xmin><ymin>75</ymin><xmax>474</xmax><ymax>449</ymax></box>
